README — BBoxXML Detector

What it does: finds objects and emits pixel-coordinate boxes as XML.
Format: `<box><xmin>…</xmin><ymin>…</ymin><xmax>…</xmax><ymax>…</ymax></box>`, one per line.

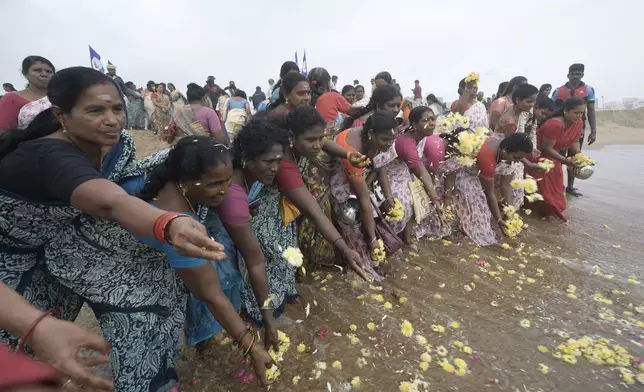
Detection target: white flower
<box><xmin>282</xmin><ymin>246</ymin><xmax>304</xmax><ymax>267</ymax></box>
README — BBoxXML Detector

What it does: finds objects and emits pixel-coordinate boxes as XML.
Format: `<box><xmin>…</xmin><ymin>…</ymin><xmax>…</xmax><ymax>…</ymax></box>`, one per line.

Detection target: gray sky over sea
<box><xmin>1</xmin><ymin>0</ymin><xmax>640</xmax><ymax>103</ymax></box>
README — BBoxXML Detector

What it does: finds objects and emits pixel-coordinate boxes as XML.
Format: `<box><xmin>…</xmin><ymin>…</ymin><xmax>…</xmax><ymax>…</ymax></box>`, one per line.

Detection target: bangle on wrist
<box><xmin>17</xmin><ymin>309</ymin><xmax>58</xmax><ymax>353</ymax></box>
<box><xmin>153</xmin><ymin>212</ymin><xmax>189</xmax><ymax>244</ymax></box>
<box><xmin>233</xmin><ymin>327</ymin><xmax>252</xmax><ymax>348</ymax></box>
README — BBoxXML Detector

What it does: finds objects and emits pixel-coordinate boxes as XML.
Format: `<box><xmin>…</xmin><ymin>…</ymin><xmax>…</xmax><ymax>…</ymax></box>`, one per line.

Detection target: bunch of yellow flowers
<box><xmin>536</xmin><ymin>158</ymin><xmax>555</xmax><ymax>172</ymax></box>
<box><xmin>266</xmin><ymin>330</ymin><xmax>291</xmax><ymax>380</ymax></box>
<box><xmin>455</xmin><ymin>127</ymin><xmax>489</xmax><ymax>166</ymax></box>
<box><xmin>385</xmin><ymin>198</ymin><xmax>405</xmax><ymax>222</ymax></box>
<box><xmin>371</xmin><ymin>239</ymin><xmax>386</xmax><ymax>265</ymax></box>
<box><xmin>435</xmin><ymin>112</ymin><xmax>471</xmax><ymax>133</ymax></box>
<box><xmin>551</xmin><ymin>336</ymin><xmax>634</xmax><ymax>370</ymax></box>
<box><xmin>511</xmin><ymin>177</ymin><xmax>538</xmax><ymax>194</ymax></box>
<box><xmin>571</xmin><ymin>152</ymin><xmax>594</xmax><ymax>167</ymax></box>
<box><xmin>464</xmin><ymin>71</ymin><xmax>480</xmax><ymax>86</ymax></box>
<box><xmin>502</xmin><ymin>205</ymin><xmax>524</xmax><ymax>238</ymax></box>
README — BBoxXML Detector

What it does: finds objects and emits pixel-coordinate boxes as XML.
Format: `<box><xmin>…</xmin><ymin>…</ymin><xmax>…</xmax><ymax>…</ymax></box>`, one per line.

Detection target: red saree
<box><xmin>525</xmin><ymin>118</ymin><xmax>582</xmax><ymax>220</ymax></box>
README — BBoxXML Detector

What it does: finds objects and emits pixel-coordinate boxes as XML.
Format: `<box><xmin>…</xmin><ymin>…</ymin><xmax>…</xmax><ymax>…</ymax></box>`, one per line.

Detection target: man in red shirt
<box><xmin>412</xmin><ymin>80</ymin><xmax>422</xmax><ymax>107</ymax></box>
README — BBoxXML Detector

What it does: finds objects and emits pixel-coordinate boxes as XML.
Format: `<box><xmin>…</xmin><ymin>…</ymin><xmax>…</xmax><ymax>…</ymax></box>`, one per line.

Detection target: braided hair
<box><xmin>360</xmin><ymin>110</ymin><xmax>398</xmax><ymax>147</ymax></box>
<box><xmin>342</xmin><ymin>85</ymin><xmax>401</xmax><ymax>130</ymax></box>
<box><xmin>138</xmin><ymin>136</ymin><xmax>232</xmax><ymax>201</ymax></box>
<box><xmin>307</xmin><ymin>67</ymin><xmax>331</xmax><ymax>107</ymax></box>
<box><xmin>232</xmin><ymin>118</ymin><xmax>289</xmax><ymax>169</ymax></box>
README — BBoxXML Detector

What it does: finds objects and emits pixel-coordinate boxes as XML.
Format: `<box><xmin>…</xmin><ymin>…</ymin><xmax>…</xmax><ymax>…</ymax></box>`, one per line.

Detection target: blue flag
<box><xmin>302</xmin><ymin>50</ymin><xmax>308</xmax><ymax>76</ymax></box>
<box><xmin>89</xmin><ymin>46</ymin><xmax>105</xmax><ymax>73</ymax></box>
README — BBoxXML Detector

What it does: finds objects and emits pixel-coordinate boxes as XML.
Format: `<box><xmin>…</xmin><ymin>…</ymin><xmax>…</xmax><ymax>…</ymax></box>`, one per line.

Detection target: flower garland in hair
<box><xmin>464</xmin><ymin>72</ymin><xmax>480</xmax><ymax>87</ymax></box>
<box><xmin>453</xmin><ymin>126</ymin><xmax>489</xmax><ymax>166</ymax></box>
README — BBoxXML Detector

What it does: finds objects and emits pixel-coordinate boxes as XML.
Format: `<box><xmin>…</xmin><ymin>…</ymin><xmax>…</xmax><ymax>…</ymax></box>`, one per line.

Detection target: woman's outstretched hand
<box><xmin>29</xmin><ymin>316</ymin><xmax>114</xmax><ymax>391</ymax></box>
<box><xmin>167</xmin><ymin>217</ymin><xmax>226</xmax><ymax>260</ymax></box>
<box><xmin>343</xmin><ymin>248</ymin><xmax>371</xmax><ymax>282</ymax></box>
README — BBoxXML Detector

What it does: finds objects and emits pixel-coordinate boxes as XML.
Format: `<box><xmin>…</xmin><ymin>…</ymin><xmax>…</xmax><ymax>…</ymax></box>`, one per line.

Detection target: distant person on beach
<box><xmin>451</xmin><ymin>78</ymin><xmax>489</xmax><ymax>129</ymax></box>
<box><xmin>0</xmin><ymin>56</ymin><xmax>54</xmax><ymax>131</ymax></box>
<box><xmin>267</xmin><ymin>78</ymin><xmax>275</xmax><ymax>97</ymax></box>
<box><xmin>2</xmin><ymin>83</ymin><xmax>16</xmax><ymax>92</ymax></box>
<box><xmin>552</xmin><ymin>63</ymin><xmax>597</xmax><ymax>197</ymax></box>
<box><xmin>124</xmin><ymin>81</ymin><xmax>145</xmax><ymax>129</ymax></box>
<box><xmin>426</xmin><ymin>93</ymin><xmax>444</xmax><ymax>116</ymax></box>
<box><xmin>341</xmin><ymin>85</ymin><xmax>356</xmax><ymax>104</ymax></box>
<box><xmin>412</xmin><ymin>80</ymin><xmax>422</xmax><ymax>107</ymax></box>
<box><xmin>204</xmin><ymin>76</ymin><xmax>223</xmax><ymax>110</ymax></box>
<box><xmin>353</xmin><ymin>79</ymin><xmax>359</xmax><ymax>86</ymax></box>
<box><xmin>374</xmin><ymin>71</ymin><xmax>393</xmax><ymax>87</ymax></box>
<box><xmin>251</xmin><ymin>86</ymin><xmax>266</xmax><ymax>110</ymax></box>
<box><xmin>352</xmin><ymin>84</ymin><xmax>368</xmax><ymax>108</ymax></box>
<box><xmin>539</xmin><ymin>83</ymin><xmax>552</xmax><ymax>99</ymax></box>
<box><xmin>330</xmin><ymin>75</ymin><xmax>338</xmax><ymax>91</ymax></box>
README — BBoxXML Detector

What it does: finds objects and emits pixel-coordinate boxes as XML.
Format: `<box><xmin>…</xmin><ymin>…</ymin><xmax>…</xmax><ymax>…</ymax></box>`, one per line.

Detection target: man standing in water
<box><xmin>552</xmin><ymin>63</ymin><xmax>597</xmax><ymax>197</ymax></box>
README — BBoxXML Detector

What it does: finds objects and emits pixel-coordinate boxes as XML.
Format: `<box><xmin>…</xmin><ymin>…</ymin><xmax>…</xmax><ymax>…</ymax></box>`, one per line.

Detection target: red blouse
<box><xmin>0</xmin><ymin>92</ymin><xmax>30</xmax><ymax>130</ymax></box>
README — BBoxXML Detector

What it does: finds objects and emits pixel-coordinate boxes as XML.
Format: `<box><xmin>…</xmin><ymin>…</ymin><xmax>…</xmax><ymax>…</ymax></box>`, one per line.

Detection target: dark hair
<box><xmin>21</xmin><ymin>56</ymin><xmax>55</xmax><ymax>75</ymax></box>
<box><xmin>360</xmin><ymin>110</ymin><xmax>397</xmax><ymax>146</ymax></box>
<box><xmin>494</xmin><ymin>82</ymin><xmax>509</xmax><ymax>100</ymax></box>
<box><xmin>2</xmin><ymin>83</ymin><xmax>16</xmax><ymax>91</ymax></box>
<box><xmin>535</xmin><ymin>96</ymin><xmax>556</xmax><ymax>111</ymax></box>
<box><xmin>374</xmin><ymin>71</ymin><xmax>393</xmax><ymax>85</ymax></box>
<box><xmin>457</xmin><ymin>78</ymin><xmax>467</xmax><ymax>95</ymax></box>
<box><xmin>439</xmin><ymin>127</ymin><xmax>469</xmax><ymax>155</ymax></box>
<box><xmin>341</xmin><ymin>85</ymin><xmax>355</xmax><ymax>96</ymax></box>
<box><xmin>353</xmin><ymin>79</ymin><xmax>359</xmax><ymax>85</ymax></box>
<box><xmin>138</xmin><ymin>136</ymin><xmax>232</xmax><ymax>201</ymax></box>
<box><xmin>286</xmin><ymin>106</ymin><xmax>325</xmax><ymax>136</ymax></box>
<box><xmin>256</xmin><ymin>86</ymin><xmax>262</xmax><ymax>91</ymax></box>
<box><xmin>232</xmin><ymin>118</ymin><xmax>289</xmax><ymax>168</ymax></box>
<box><xmin>502</xmin><ymin>76</ymin><xmax>528</xmax><ymax>96</ymax></box>
<box><xmin>500</xmin><ymin>132</ymin><xmax>533</xmax><ymax>154</ymax></box>
<box><xmin>268</xmin><ymin>72</ymin><xmax>308</xmax><ymax>110</ymax></box>
<box><xmin>167</xmin><ymin>83</ymin><xmax>176</xmax><ymax>91</ymax></box>
<box><xmin>271</xmin><ymin>61</ymin><xmax>300</xmax><ymax>95</ymax></box>
<box><xmin>354</xmin><ymin>84</ymin><xmax>364</xmax><ymax>92</ymax></box>
<box><xmin>408</xmin><ymin>106</ymin><xmax>432</xmax><ymax>124</ymax></box>
<box><xmin>147</xmin><ymin>80</ymin><xmax>156</xmax><ymax>90</ymax></box>
<box><xmin>426</xmin><ymin>93</ymin><xmax>438</xmax><ymax>104</ymax></box>
<box><xmin>0</xmin><ymin>67</ymin><xmax>117</xmax><ymax>159</ymax></box>
<box><xmin>233</xmin><ymin>90</ymin><xmax>247</xmax><ymax>99</ymax></box>
<box><xmin>512</xmin><ymin>84</ymin><xmax>539</xmax><ymax>104</ymax></box>
<box><xmin>187</xmin><ymin>83</ymin><xmax>206</xmax><ymax>102</ymax></box>
<box><xmin>159</xmin><ymin>82</ymin><xmax>166</xmax><ymax>89</ymax></box>
<box><xmin>544</xmin><ymin>97</ymin><xmax>586</xmax><ymax>123</ymax></box>
<box><xmin>308</xmin><ymin>67</ymin><xmax>331</xmax><ymax>106</ymax></box>
<box><xmin>343</xmin><ymin>85</ymin><xmax>401</xmax><ymax>129</ymax></box>
<box><xmin>332</xmin><ymin>75</ymin><xmax>338</xmax><ymax>80</ymax></box>
<box><xmin>569</xmin><ymin>63</ymin><xmax>584</xmax><ymax>73</ymax></box>
<box><xmin>539</xmin><ymin>84</ymin><xmax>552</xmax><ymax>96</ymax></box>
<box><xmin>125</xmin><ymin>81</ymin><xmax>135</xmax><ymax>89</ymax></box>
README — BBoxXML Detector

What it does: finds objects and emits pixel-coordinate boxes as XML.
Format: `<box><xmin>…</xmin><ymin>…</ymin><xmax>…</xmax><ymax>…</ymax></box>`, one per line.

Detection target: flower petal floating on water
<box><xmin>367</xmin><ymin>322</ymin><xmax>376</xmax><ymax>331</ymax></box>
<box><xmin>384</xmin><ymin>301</ymin><xmax>393</xmax><ymax>310</ymax></box>
<box><xmin>450</xmin><ymin>321</ymin><xmax>460</xmax><ymax>329</ymax></box>
<box><xmin>351</xmin><ymin>376</ymin><xmax>362</xmax><ymax>388</ymax></box>
<box><xmin>350</xmin><ymin>324</ymin><xmax>357</xmax><ymax>332</ymax></box>
<box><xmin>520</xmin><ymin>319</ymin><xmax>531</xmax><ymax>328</ymax></box>
<box><xmin>421</xmin><ymin>352</ymin><xmax>432</xmax><ymax>363</ymax></box>
<box><xmin>538</xmin><ymin>363</ymin><xmax>550</xmax><ymax>374</ymax></box>
<box><xmin>332</xmin><ymin>360</ymin><xmax>342</xmax><ymax>370</ymax></box>
<box><xmin>399</xmin><ymin>296</ymin><xmax>408</xmax><ymax>304</ymax></box>
<box><xmin>463</xmin><ymin>346</ymin><xmax>473</xmax><ymax>354</ymax></box>
<box><xmin>292</xmin><ymin>375</ymin><xmax>300</xmax><ymax>385</ymax></box>
<box><xmin>415</xmin><ymin>335</ymin><xmax>428</xmax><ymax>346</ymax></box>
<box><xmin>419</xmin><ymin>361</ymin><xmax>429</xmax><ymax>371</ymax></box>
<box><xmin>436</xmin><ymin>345</ymin><xmax>448</xmax><ymax>356</ymax></box>
<box><xmin>538</xmin><ymin>345</ymin><xmax>549</xmax><ymax>353</ymax></box>
<box><xmin>297</xmin><ymin>343</ymin><xmax>306</xmax><ymax>353</ymax></box>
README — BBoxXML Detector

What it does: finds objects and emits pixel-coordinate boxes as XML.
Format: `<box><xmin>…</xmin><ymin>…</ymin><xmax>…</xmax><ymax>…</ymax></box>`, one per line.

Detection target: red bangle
<box><xmin>16</xmin><ymin>309</ymin><xmax>58</xmax><ymax>353</ymax></box>
<box><xmin>153</xmin><ymin>212</ymin><xmax>188</xmax><ymax>244</ymax></box>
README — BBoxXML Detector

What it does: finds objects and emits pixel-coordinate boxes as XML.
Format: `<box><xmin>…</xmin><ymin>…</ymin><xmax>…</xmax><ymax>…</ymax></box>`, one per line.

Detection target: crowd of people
<box><xmin>0</xmin><ymin>55</ymin><xmax>597</xmax><ymax>391</ymax></box>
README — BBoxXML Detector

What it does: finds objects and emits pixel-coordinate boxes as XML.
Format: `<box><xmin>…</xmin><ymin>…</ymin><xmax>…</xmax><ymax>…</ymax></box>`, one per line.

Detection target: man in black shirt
<box><xmin>251</xmin><ymin>86</ymin><xmax>266</xmax><ymax>110</ymax></box>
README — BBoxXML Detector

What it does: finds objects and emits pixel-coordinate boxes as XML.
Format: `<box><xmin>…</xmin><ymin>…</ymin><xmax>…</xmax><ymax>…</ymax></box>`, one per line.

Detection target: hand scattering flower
<box><xmin>385</xmin><ymin>198</ymin><xmax>405</xmax><ymax>222</ymax></box>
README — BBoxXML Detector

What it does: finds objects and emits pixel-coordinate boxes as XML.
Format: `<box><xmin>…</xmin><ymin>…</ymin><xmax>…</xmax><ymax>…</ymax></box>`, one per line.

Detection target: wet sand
<box><xmin>75</xmin><ymin>109</ymin><xmax>644</xmax><ymax>391</ymax></box>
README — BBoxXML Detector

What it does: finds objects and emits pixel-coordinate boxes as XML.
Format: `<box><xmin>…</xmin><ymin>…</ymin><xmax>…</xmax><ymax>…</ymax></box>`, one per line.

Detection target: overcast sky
<box><xmin>1</xmin><ymin>0</ymin><xmax>640</xmax><ymax>103</ymax></box>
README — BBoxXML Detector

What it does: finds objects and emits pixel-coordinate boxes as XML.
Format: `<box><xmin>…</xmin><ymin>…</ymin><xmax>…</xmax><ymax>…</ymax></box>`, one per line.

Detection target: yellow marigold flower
<box><xmin>421</xmin><ymin>352</ymin><xmax>432</xmax><ymax>363</ymax></box>
<box><xmin>520</xmin><ymin>319</ymin><xmax>531</xmax><ymax>328</ymax></box>
<box><xmin>367</xmin><ymin>322</ymin><xmax>376</xmax><ymax>331</ymax></box>
<box><xmin>537</xmin><ymin>345</ymin><xmax>549</xmax><ymax>353</ymax></box>
<box><xmin>399</xmin><ymin>296</ymin><xmax>408</xmax><ymax>304</ymax></box>
<box><xmin>415</xmin><ymin>335</ymin><xmax>428</xmax><ymax>346</ymax></box>
<box><xmin>219</xmin><ymin>337</ymin><xmax>232</xmax><ymax>345</ymax></box>
<box><xmin>384</xmin><ymin>301</ymin><xmax>393</xmax><ymax>310</ymax></box>
<box><xmin>332</xmin><ymin>360</ymin><xmax>342</xmax><ymax>370</ymax></box>
<box><xmin>292</xmin><ymin>375</ymin><xmax>301</xmax><ymax>385</ymax></box>
<box><xmin>453</xmin><ymin>358</ymin><xmax>467</xmax><ymax>369</ymax></box>
<box><xmin>442</xmin><ymin>363</ymin><xmax>455</xmax><ymax>373</ymax></box>
<box><xmin>351</xmin><ymin>376</ymin><xmax>362</xmax><ymax>388</ymax></box>
<box><xmin>502</xmin><ymin>243</ymin><xmax>511</xmax><ymax>250</ymax></box>
<box><xmin>455</xmin><ymin>367</ymin><xmax>467</xmax><ymax>376</ymax></box>
<box><xmin>431</xmin><ymin>324</ymin><xmax>446</xmax><ymax>333</ymax></box>
<box><xmin>350</xmin><ymin>335</ymin><xmax>360</xmax><ymax>345</ymax></box>
<box><xmin>372</xmin><ymin>294</ymin><xmax>385</xmax><ymax>303</ymax></box>
<box><xmin>356</xmin><ymin>357</ymin><xmax>368</xmax><ymax>368</ymax></box>
<box><xmin>454</xmin><ymin>340</ymin><xmax>464</xmax><ymax>348</ymax></box>
<box><xmin>401</xmin><ymin>320</ymin><xmax>414</xmax><ymax>337</ymax></box>
<box><xmin>357</xmin><ymin>294</ymin><xmax>365</xmax><ymax>300</ymax></box>
<box><xmin>265</xmin><ymin>364</ymin><xmax>281</xmax><ymax>380</ymax></box>
<box><xmin>436</xmin><ymin>345</ymin><xmax>448</xmax><ymax>356</ymax></box>
<box><xmin>297</xmin><ymin>343</ymin><xmax>306</xmax><ymax>353</ymax></box>
<box><xmin>385</xmin><ymin>198</ymin><xmax>405</xmax><ymax>223</ymax></box>
<box><xmin>419</xmin><ymin>361</ymin><xmax>429</xmax><ymax>371</ymax></box>
<box><xmin>350</xmin><ymin>324</ymin><xmax>357</xmax><ymax>332</ymax></box>
<box><xmin>399</xmin><ymin>381</ymin><xmax>412</xmax><ymax>392</ymax></box>
<box><xmin>434</xmin><ymin>294</ymin><xmax>442</xmax><ymax>299</ymax></box>
<box><xmin>463</xmin><ymin>346</ymin><xmax>473</xmax><ymax>354</ymax></box>
<box><xmin>450</xmin><ymin>321</ymin><xmax>460</xmax><ymax>329</ymax></box>
<box><xmin>282</xmin><ymin>246</ymin><xmax>303</xmax><ymax>267</ymax></box>
<box><xmin>567</xmin><ymin>293</ymin><xmax>578</xmax><ymax>299</ymax></box>
<box><xmin>538</xmin><ymin>363</ymin><xmax>550</xmax><ymax>374</ymax></box>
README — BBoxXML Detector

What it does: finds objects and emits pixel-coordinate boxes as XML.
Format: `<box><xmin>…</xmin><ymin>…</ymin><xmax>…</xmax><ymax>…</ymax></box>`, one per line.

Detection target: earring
<box><xmin>289</xmin><ymin>138</ymin><xmax>293</xmax><ymax>148</ymax></box>
<box><xmin>218</xmin><ymin>190</ymin><xmax>225</xmax><ymax>195</ymax></box>
<box><xmin>62</xmin><ymin>124</ymin><xmax>68</xmax><ymax>133</ymax></box>
<box><xmin>285</xmin><ymin>98</ymin><xmax>290</xmax><ymax>106</ymax></box>
<box><xmin>368</xmin><ymin>133</ymin><xmax>372</xmax><ymax>140</ymax></box>
<box><xmin>242</xmin><ymin>161</ymin><xmax>247</xmax><ymax>168</ymax></box>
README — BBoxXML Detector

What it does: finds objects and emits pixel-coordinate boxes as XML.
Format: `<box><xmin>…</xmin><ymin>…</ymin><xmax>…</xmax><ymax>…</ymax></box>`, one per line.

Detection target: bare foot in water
<box><xmin>566</xmin><ymin>187</ymin><xmax>583</xmax><ymax>197</ymax></box>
